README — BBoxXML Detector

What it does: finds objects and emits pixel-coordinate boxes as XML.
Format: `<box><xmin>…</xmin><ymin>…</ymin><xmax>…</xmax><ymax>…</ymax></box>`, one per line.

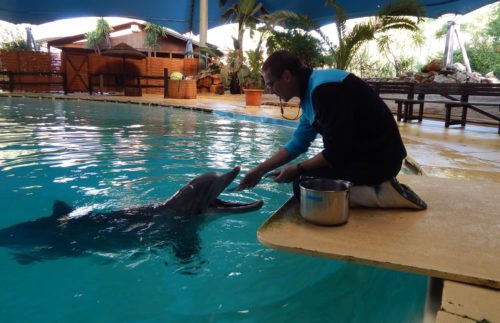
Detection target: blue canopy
<box><xmin>1</xmin><ymin>0</ymin><xmax>497</xmax><ymax>34</ymax></box>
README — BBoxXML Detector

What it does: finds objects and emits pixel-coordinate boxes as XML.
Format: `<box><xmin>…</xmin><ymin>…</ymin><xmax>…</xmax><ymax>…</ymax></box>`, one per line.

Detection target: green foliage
<box><xmin>376</xmin><ymin>29</ymin><xmax>422</xmax><ymax>76</ymax></box>
<box><xmin>349</xmin><ymin>46</ymin><xmax>395</xmax><ymax>78</ymax></box>
<box><xmin>444</xmin><ymin>3</ymin><xmax>500</xmax><ymax>77</ymax></box>
<box><xmin>1</xmin><ymin>39</ymin><xmax>28</xmax><ymax>51</ymax></box>
<box><xmin>434</xmin><ymin>23</ymin><xmax>448</xmax><ymax>39</ymax></box>
<box><xmin>245</xmin><ymin>46</ymin><xmax>264</xmax><ymax>88</ymax></box>
<box><xmin>486</xmin><ymin>3</ymin><xmax>500</xmax><ymax>50</ymax></box>
<box><xmin>486</xmin><ymin>4</ymin><xmax>500</xmax><ymax>39</ymax></box>
<box><xmin>266</xmin><ymin>30</ymin><xmax>325</xmax><ymax>68</ymax></box>
<box><xmin>257</xmin><ymin>0</ymin><xmax>423</xmax><ymax>71</ymax></box>
<box><xmin>325</xmin><ymin>0</ymin><xmax>424</xmax><ymax>70</ymax></box>
<box><xmin>85</xmin><ymin>31</ymin><xmax>100</xmax><ymax>54</ymax></box>
<box><xmin>219</xmin><ymin>0</ymin><xmax>266</xmax><ymax>75</ymax></box>
<box><xmin>454</xmin><ymin>44</ymin><xmax>500</xmax><ymax>77</ymax></box>
<box><xmin>144</xmin><ymin>23</ymin><xmax>168</xmax><ymax>57</ymax></box>
<box><xmin>85</xmin><ymin>18</ymin><xmax>113</xmax><ymax>54</ymax></box>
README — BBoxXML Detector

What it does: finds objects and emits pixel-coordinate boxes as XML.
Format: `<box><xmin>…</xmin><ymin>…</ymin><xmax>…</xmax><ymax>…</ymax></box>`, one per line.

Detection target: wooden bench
<box><xmin>367</xmin><ymin>81</ymin><xmax>416</xmax><ymax>102</ymax></box>
<box><xmin>367</xmin><ymin>82</ymin><xmax>500</xmax><ymax>132</ymax></box>
<box><xmin>393</xmin><ymin>83</ymin><xmax>500</xmax><ymax>133</ymax></box>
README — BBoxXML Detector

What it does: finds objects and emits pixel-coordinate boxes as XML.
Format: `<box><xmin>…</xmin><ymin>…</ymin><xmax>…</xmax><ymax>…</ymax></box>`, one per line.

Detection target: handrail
<box><xmin>0</xmin><ymin>71</ymin><xmax>67</xmax><ymax>94</ymax></box>
<box><xmin>88</xmin><ymin>68</ymin><xmax>169</xmax><ymax>97</ymax></box>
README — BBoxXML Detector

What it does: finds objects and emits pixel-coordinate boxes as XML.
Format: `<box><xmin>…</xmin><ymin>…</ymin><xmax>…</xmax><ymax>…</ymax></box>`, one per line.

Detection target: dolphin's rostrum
<box><xmin>0</xmin><ymin>166</ymin><xmax>263</xmax><ymax>266</ymax></box>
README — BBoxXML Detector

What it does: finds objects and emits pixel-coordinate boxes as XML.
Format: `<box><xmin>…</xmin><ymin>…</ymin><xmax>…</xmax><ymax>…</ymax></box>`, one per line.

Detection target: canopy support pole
<box><xmin>199</xmin><ymin>0</ymin><xmax>208</xmax><ymax>47</ymax></box>
<box><xmin>198</xmin><ymin>0</ymin><xmax>208</xmax><ymax>70</ymax></box>
<box><xmin>443</xmin><ymin>21</ymin><xmax>471</xmax><ymax>73</ymax></box>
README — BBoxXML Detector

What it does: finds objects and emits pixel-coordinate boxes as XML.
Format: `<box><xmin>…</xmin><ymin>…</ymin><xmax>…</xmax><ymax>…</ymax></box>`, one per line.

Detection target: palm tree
<box><xmin>326</xmin><ymin>0</ymin><xmax>424</xmax><ymax>70</ymax></box>
<box><xmin>219</xmin><ymin>0</ymin><xmax>266</xmax><ymax>75</ymax></box>
<box><xmin>377</xmin><ymin>28</ymin><xmax>425</xmax><ymax>75</ymax></box>
<box><xmin>144</xmin><ymin>23</ymin><xmax>168</xmax><ymax>57</ymax></box>
<box><xmin>85</xmin><ymin>18</ymin><xmax>113</xmax><ymax>55</ymax></box>
<box><xmin>266</xmin><ymin>0</ymin><xmax>424</xmax><ymax>70</ymax></box>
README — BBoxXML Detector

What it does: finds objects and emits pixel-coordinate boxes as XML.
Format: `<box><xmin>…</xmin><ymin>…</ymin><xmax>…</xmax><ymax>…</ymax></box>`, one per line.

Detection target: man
<box><xmin>237</xmin><ymin>50</ymin><xmax>409</xmax><ymax>198</ymax></box>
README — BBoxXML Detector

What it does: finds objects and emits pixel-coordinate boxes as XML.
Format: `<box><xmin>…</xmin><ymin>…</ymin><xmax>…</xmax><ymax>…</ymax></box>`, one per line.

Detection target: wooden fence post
<box><xmin>8</xmin><ymin>71</ymin><xmax>14</xmax><ymax>92</ymax></box>
<box><xmin>62</xmin><ymin>72</ymin><xmax>68</xmax><ymax>95</ymax></box>
<box><xmin>88</xmin><ymin>73</ymin><xmax>93</xmax><ymax>95</ymax></box>
<box><xmin>163</xmin><ymin>68</ymin><xmax>169</xmax><ymax>98</ymax></box>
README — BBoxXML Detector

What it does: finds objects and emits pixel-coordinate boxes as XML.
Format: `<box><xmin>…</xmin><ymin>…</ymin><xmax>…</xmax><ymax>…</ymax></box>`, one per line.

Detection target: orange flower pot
<box><xmin>243</xmin><ymin>89</ymin><xmax>264</xmax><ymax>106</ymax></box>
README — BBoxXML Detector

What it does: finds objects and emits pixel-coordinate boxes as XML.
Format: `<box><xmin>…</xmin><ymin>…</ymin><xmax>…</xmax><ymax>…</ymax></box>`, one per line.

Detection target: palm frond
<box><xmin>221</xmin><ymin>5</ymin><xmax>240</xmax><ymax>23</ymax></box>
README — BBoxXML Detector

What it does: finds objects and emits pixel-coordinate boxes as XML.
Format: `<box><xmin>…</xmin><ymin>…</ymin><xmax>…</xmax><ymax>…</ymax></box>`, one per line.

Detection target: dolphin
<box><xmin>0</xmin><ymin>166</ymin><xmax>263</xmax><ymax>266</ymax></box>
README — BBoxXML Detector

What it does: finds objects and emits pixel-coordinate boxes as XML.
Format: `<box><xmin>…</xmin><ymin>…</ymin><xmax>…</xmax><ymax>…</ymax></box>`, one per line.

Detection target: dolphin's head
<box><xmin>164</xmin><ymin>166</ymin><xmax>263</xmax><ymax>215</ymax></box>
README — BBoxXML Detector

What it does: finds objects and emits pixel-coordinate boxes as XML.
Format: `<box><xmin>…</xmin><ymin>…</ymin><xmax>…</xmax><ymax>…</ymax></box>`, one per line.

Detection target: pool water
<box><xmin>0</xmin><ymin>97</ymin><xmax>427</xmax><ymax>322</ymax></box>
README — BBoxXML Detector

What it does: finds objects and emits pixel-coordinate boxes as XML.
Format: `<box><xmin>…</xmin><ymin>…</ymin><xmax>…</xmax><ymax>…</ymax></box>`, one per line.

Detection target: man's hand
<box><xmin>234</xmin><ymin>168</ymin><xmax>266</xmax><ymax>191</ymax></box>
<box><xmin>274</xmin><ymin>165</ymin><xmax>300</xmax><ymax>183</ymax></box>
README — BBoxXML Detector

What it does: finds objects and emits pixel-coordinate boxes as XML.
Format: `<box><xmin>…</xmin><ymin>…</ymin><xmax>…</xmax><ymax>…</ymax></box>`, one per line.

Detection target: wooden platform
<box><xmin>258</xmin><ymin>175</ymin><xmax>500</xmax><ymax>289</ymax></box>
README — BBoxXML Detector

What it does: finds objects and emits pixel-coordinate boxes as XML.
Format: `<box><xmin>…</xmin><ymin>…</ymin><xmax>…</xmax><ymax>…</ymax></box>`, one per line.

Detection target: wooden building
<box><xmin>1</xmin><ymin>21</ymin><xmax>222</xmax><ymax>95</ymax></box>
<box><xmin>44</xmin><ymin>21</ymin><xmax>220</xmax><ymax>59</ymax></box>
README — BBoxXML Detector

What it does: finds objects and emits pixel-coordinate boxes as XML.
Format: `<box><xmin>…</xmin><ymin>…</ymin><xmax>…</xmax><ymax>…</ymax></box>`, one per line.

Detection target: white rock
<box><xmin>446</xmin><ymin>63</ymin><xmax>466</xmax><ymax>73</ymax></box>
<box><xmin>433</xmin><ymin>74</ymin><xmax>455</xmax><ymax>83</ymax></box>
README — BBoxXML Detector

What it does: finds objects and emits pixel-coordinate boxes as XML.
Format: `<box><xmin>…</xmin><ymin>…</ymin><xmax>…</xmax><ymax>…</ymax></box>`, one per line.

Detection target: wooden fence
<box><xmin>0</xmin><ymin>51</ymin><xmax>63</xmax><ymax>92</ymax></box>
<box><xmin>0</xmin><ymin>50</ymin><xmax>198</xmax><ymax>94</ymax></box>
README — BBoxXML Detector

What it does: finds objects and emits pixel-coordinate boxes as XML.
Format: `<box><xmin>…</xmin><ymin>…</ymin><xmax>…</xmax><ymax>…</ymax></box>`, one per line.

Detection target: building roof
<box><xmin>44</xmin><ymin>21</ymin><xmax>222</xmax><ymax>56</ymax></box>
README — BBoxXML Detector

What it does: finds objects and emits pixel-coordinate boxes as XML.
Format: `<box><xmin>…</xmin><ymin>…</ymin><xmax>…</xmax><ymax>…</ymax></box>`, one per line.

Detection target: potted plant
<box><xmin>243</xmin><ymin>39</ymin><xmax>265</xmax><ymax>106</ymax></box>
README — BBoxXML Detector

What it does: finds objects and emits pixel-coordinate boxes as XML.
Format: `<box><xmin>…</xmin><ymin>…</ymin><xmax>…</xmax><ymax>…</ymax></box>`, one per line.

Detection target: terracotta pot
<box><xmin>244</xmin><ymin>88</ymin><xmax>264</xmax><ymax>106</ymax></box>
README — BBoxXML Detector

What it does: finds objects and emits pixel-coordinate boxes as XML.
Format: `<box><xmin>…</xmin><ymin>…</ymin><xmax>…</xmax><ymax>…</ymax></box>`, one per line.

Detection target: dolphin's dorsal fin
<box><xmin>51</xmin><ymin>200</ymin><xmax>74</xmax><ymax>217</ymax></box>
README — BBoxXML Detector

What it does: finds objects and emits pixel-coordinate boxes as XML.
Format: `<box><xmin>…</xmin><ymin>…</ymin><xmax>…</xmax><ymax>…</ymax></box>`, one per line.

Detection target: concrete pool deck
<box><xmin>2</xmin><ymin>91</ymin><xmax>499</xmax><ymax>322</ymax></box>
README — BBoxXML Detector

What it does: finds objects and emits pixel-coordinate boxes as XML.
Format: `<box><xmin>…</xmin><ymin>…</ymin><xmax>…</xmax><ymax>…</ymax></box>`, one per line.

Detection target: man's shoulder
<box><xmin>310</xmin><ymin>69</ymin><xmax>350</xmax><ymax>86</ymax></box>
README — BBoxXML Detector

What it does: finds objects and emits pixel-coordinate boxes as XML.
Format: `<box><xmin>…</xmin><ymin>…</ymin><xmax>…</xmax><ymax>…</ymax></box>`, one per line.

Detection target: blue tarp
<box><xmin>0</xmin><ymin>0</ymin><xmax>497</xmax><ymax>34</ymax></box>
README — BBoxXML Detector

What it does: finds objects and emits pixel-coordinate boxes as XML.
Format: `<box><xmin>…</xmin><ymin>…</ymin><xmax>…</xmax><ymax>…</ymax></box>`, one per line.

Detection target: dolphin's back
<box><xmin>51</xmin><ymin>200</ymin><xmax>74</xmax><ymax>217</ymax></box>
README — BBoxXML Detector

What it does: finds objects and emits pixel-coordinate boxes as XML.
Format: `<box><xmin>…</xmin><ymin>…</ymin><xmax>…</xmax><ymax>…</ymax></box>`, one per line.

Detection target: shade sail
<box><xmin>0</xmin><ymin>0</ymin><xmax>497</xmax><ymax>34</ymax></box>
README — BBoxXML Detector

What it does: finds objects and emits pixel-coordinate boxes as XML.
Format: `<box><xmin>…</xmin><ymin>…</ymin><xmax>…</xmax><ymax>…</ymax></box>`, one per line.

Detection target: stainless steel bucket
<box><xmin>299</xmin><ymin>178</ymin><xmax>352</xmax><ymax>226</ymax></box>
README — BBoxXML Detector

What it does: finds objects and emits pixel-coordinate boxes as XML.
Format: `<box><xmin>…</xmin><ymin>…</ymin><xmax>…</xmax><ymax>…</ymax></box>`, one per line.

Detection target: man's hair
<box><xmin>263</xmin><ymin>50</ymin><xmax>304</xmax><ymax>79</ymax></box>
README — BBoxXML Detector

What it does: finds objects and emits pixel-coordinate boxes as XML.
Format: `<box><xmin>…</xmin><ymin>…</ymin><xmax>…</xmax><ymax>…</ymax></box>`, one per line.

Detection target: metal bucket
<box><xmin>299</xmin><ymin>178</ymin><xmax>352</xmax><ymax>226</ymax></box>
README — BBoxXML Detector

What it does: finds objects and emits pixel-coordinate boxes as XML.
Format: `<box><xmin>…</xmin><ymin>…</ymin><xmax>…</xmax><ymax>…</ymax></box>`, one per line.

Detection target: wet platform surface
<box><xmin>258</xmin><ymin>175</ymin><xmax>500</xmax><ymax>289</ymax></box>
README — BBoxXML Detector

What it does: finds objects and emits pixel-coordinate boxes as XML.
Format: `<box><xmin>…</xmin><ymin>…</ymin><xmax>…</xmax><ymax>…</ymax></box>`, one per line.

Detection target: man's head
<box><xmin>262</xmin><ymin>50</ymin><xmax>303</xmax><ymax>102</ymax></box>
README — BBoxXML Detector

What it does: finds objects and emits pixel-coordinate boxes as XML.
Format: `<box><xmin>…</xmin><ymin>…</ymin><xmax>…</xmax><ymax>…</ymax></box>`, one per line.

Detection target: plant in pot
<box><xmin>243</xmin><ymin>39</ymin><xmax>265</xmax><ymax>106</ymax></box>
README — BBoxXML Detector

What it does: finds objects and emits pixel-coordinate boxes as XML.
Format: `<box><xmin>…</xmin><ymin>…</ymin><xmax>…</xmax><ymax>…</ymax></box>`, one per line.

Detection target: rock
<box><xmin>211</xmin><ymin>74</ymin><xmax>222</xmax><ymax>85</ymax></box>
<box><xmin>449</xmin><ymin>72</ymin><xmax>468</xmax><ymax>83</ymax></box>
<box><xmin>422</xmin><ymin>59</ymin><xmax>444</xmax><ymax>73</ymax></box>
<box><xmin>433</xmin><ymin>74</ymin><xmax>455</xmax><ymax>83</ymax></box>
<box><xmin>445</xmin><ymin>63</ymin><xmax>466</xmax><ymax>73</ymax></box>
<box><xmin>414</xmin><ymin>72</ymin><xmax>429</xmax><ymax>82</ymax></box>
<box><xmin>197</xmin><ymin>76</ymin><xmax>212</xmax><ymax>88</ymax></box>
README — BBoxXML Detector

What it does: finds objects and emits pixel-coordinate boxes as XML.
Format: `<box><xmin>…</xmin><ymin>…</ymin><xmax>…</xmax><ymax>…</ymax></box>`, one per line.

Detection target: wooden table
<box><xmin>258</xmin><ymin>175</ymin><xmax>500</xmax><ymax>289</ymax></box>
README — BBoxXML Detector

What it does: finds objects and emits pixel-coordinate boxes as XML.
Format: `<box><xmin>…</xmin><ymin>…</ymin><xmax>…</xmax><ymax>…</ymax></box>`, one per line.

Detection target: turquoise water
<box><xmin>0</xmin><ymin>97</ymin><xmax>427</xmax><ymax>323</ymax></box>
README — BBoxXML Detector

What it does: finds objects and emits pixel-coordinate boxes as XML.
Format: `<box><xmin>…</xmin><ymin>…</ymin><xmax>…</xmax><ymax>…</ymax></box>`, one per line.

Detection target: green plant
<box><xmin>326</xmin><ymin>0</ymin><xmax>424</xmax><ymax>70</ymax></box>
<box><xmin>377</xmin><ymin>29</ymin><xmax>423</xmax><ymax>76</ymax></box>
<box><xmin>265</xmin><ymin>29</ymin><xmax>326</xmax><ymax>68</ymax></box>
<box><xmin>440</xmin><ymin>3</ymin><xmax>500</xmax><ymax>77</ymax></box>
<box><xmin>454</xmin><ymin>44</ymin><xmax>500</xmax><ymax>77</ymax></box>
<box><xmin>244</xmin><ymin>36</ymin><xmax>264</xmax><ymax>88</ymax></box>
<box><xmin>219</xmin><ymin>0</ymin><xmax>266</xmax><ymax>80</ymax></box>
<box><xmin>261</xmin><ymin>0</ymin><xmax>423</xmax><ymax>71</ymax></box>
<box><xmin>144</xmin><ymin>23</ymin><xmax>168</xmax><ymax>57</ymax></box>
<box><xmin>85</xmin><ymin>18</ymin><xmax>113</xmax><ymax>55</ymax></box>
<box><xmin>1</xmin><ymin>39</ymin><xmax>28</xmax><ymax>51</ymax></box>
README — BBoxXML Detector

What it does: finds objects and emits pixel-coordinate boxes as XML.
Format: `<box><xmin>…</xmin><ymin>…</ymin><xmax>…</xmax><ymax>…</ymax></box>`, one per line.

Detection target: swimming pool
<box><xmin>0</xmin><ymin>97</ymin><xmax>427</xmax><ymax>322</ymax></box>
